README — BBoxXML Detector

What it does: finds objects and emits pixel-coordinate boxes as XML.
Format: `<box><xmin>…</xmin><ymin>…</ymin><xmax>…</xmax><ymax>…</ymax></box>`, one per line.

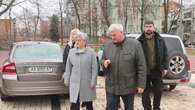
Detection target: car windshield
<box><xmin>13</xmin><ymin>43</ymin><xmax>63</xmax><ymax>60</ymax></box>
<box><xmin>163</xmin><ymin>37</ymin><xmax>183</xmax><ymax>53</ymax></box>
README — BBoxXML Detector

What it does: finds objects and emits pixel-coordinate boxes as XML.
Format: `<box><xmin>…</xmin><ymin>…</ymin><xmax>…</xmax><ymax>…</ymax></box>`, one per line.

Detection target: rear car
<box><xmin>0</xmin><ymin>41</ymin><xmax>67</xmax><ymax>101</ymax></box>
<box><xmin>126</xmin><ymin>33</ymin><xmax>191</xmax><ymax>91</ymax></box>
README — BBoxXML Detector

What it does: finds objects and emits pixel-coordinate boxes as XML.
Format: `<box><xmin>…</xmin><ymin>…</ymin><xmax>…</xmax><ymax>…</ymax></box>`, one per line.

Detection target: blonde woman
<box><xmin>63</xmin><ymin>28</ymin><xmax>80</xmax><ymax>66</ymax></box>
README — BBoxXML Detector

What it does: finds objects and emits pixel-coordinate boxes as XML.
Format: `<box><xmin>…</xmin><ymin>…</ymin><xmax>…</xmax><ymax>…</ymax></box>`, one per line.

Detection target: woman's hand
<box><xmin>90</xmin><ymin>85</ymin><xmax>96</xmax><ymax>90</ymax></box>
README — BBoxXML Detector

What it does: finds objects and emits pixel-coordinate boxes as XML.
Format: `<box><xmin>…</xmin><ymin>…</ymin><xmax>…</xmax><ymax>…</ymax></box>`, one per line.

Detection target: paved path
<box><xmin>188</xmin><ymin>55</ymin><xmax>195</xmax><ymax>73</ymax></box>
<box><xmin>0</xmin><ymin>75</ymin><xmax>195</xmax><ymax>110</ymax></box>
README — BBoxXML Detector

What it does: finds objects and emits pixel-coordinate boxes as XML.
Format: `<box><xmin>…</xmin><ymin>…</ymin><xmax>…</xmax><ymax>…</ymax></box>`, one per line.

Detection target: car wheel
<box><xmin>0</xmin><ymin>94</ymin><xmax>9</xmax><ymax>101</ymax></box>
<box><xmin>167</xmin><ymin>52</ymin><xmax>188</xmax><ymax>78</ymax></box>
<box><xmin>163</xmin><ymin>84</ymin><xmax>177</xmax><ymax>91</ymax></box>
<box><xmin>0</xmin><ymin>89</ymin><xmax>10</xmax><ymax>101</ymax></box>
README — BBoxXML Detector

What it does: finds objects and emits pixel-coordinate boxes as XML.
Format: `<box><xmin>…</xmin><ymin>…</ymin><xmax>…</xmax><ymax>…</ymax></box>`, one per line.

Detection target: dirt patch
<box><xmin>186</xmin><ymin>48</ymin><xmax>195</xmax><ymax>56</ymax></box>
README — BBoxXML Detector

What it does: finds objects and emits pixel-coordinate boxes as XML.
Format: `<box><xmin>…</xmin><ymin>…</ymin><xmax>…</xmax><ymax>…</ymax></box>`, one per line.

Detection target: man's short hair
<box><xmin>144</xmin><ymin>20</ymin><xmax>154</xmax><ymax>25</ymax></box>
<box><xmin>108</xmin><ymin>24</ymin><xmax>123</xmax><ymax>33</ymax></box>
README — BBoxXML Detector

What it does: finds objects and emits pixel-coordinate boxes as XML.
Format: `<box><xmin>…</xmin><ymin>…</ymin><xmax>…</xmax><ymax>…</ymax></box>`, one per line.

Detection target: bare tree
<box><xmin>0</xmin><ymin>0</ymin><xmax>15</xmax><ymax>16</ymax></box>
<box><xmin>91</xmin><ymin>4</ymin><xmax>98</xmax><ymax>38</ymax></box>
<box><xmin>6</xmin><ymin>0</ymin><xmax>28</xmax><ymax>41</ymax></box>
<box><xmin>71</xmin><ymin>0</ymin><xmax>81</xmax><ymax>28</ymax></box>
<box><xmin>117</xmin><ymin>0</ymin><xmax>130</xmax><ymax>31</ymax></box>
<box><xmin>123</xmin><ymin>0</ymin><xmax>129</xmax><ymax>31</ymax></box>
<box><xmin>59</xmin><ymin>0</ymin><xmax>64</xmax><ymax>45</ymax></box>
<box><xmin>168</xmin><ymin>8</ymin><xmax>180</xmax><ymax>33</ymax></box>
<box><xmin>22</xmin><ymin>9</ymin><xmax>32</xmax><ymax>37</ymax></box>
<box><xmin>163</xmin><ymin>0</ymin><xmax>169</xmax><ymax>33</ymax></box>
<box><xmin>17</xmin><ymin>7</ymin><xmax>34</xmax><ymax>38</ymax></box>
<box><xmin>29</xmin><ymin>0</ymin><xmax>41</xmax><ymax>40</ymax></box>
<box><xmin>140</xmin><ymin>0</ymin><xmax>145</xmax><ymax>32</ymax></box>
<box><xmin>40</xmin><ymin>19</ymin><xmax>49</xmax><ymax>39</ymax></box>
<box><xmin>130</xmin><ymin>0</ymin><xmax>160</xmax><ymax>32</ymax></box>
<box><xmin>98</xmin><ymin>0</ymin><xmax>110</xmax><ymax>27</ymax></box>
<box><xmin>88</xmin><ymin>0</ymin><xmax>92</xmax><ymax>37</ymax></box>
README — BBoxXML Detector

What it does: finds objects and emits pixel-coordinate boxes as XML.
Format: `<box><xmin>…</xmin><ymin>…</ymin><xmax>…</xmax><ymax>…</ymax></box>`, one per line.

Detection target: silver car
<box><xmin>0</xmin><ymin>41</ymin><xmax>67</xmax><ymax>101</ymax></box>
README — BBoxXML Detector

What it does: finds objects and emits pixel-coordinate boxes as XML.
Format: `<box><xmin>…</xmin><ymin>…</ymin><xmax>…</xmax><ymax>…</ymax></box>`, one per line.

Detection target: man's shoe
<box><xmin>81</xmin><ymin>103</ymin><xmax>86</xmax><ymax>107</ymax></box>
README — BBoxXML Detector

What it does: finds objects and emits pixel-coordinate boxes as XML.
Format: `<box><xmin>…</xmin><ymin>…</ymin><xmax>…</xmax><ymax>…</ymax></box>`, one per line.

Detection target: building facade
<box><xmin>0</xmin><ymin>19</ymin><xmax>15</xmax><ymax>41</ymax></box>
<box><xmin>183</xmin><ymin>4</ymin><xmax>195</xmax><ymax>42</ymax></box>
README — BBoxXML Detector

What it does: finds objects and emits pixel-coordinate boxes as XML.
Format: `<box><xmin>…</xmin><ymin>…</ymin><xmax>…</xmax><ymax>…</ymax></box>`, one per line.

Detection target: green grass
<box><xmin>186</xmin><ymin>48</ymin><xmax>195</xmax><ymax>56</ymax></box>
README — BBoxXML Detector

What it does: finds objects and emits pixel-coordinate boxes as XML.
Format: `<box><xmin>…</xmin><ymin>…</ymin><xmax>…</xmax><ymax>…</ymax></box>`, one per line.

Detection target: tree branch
<box><xmin>0</xmin><ymin>0</ymin><xmax>15</xmax><ymax>16</ymax></box>
<box><xmin>12</xmin><ymin>0</ymin><xmax>28</xmax><ymax>7</ymax></box>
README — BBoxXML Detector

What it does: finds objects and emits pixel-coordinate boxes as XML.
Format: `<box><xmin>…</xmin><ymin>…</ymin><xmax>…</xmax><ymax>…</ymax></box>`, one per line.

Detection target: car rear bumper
<box><xmin>1</xmin><ymin>79</ymin><xmax>68</xmax><ymax>96</ymax></box>
<box><xmin>163</xmin><ymin>71</ymin><xmax>191</xmax><ymax>84</ymax></box>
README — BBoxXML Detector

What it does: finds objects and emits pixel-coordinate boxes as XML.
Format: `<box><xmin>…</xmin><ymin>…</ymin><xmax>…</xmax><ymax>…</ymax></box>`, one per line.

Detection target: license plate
<box><xmin>28</xmin><ymin>66</ymin><xmax>53</xmax><ymax>73</ymax></box>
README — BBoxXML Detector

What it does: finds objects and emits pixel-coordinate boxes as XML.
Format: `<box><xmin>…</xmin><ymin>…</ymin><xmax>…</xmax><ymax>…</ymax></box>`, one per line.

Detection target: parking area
<box><xmin>188</xmin><ymin>55</ymin><xmax>195</xmax><ymax>73</ymax></box>
<box><xmin>0</xmin><ymin>75</ymin><xmax>194</xmax><ymax>110</ymax></box>
<box><xmin>0</xmin><ymin>50</ymin><xmax>195</xmax><ymax>110</ymax></box>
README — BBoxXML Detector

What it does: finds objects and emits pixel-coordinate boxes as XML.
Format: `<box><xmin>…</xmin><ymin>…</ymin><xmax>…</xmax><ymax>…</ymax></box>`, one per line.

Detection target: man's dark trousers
<box><xmin>106</xmin><ymin>92</ymin><xmax>134</xmax><ymax>110</ymax></box>
<box><xmin>142</xmin><ymin>70</ymin><xmax>163</xmax><ymax>110</ymax></box>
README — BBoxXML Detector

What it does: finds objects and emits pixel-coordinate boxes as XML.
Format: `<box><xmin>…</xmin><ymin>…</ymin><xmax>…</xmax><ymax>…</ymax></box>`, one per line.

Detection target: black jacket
<box><xmin>63</xmin><ymin>43</ymin><xmax>74</xmax><ymax>65</ymax></box>
<box><xmin>138</xmin><ymin>32</ymin><xmax>168</xmax><ymax>75</ymax></box>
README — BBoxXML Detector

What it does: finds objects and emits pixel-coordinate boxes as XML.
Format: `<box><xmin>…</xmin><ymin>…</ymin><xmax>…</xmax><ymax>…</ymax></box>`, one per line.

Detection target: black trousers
<box><xmin>70</xmin><ymin>97</ymin><xmax>93</xmax><ymax>110</ymax></box>
<box><xmin>106</xmin><ymin>92</ymin><xmax>134</xmax><ymax>110</ymax></box>
<box><xmin>142</xmin><ymin>71</ymin><xmax>163</xmax><ymax>110</ymax></box>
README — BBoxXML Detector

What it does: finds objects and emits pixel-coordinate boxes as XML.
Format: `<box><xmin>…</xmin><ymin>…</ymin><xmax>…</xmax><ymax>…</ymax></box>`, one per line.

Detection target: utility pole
<box><xmin>178</xmin><ymin>0</ymin><xmax>183</xmax><ymax>40</ymax></box>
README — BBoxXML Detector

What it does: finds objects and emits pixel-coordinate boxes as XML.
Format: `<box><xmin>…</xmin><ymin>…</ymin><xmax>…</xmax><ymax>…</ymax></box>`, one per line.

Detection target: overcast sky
<box><xmin>1</xmin><ymin>0</ymin><xmax>65</xmax><ymax>19</ymax></box>
<box><xmin>184</xmin><ymin>0</ymin><xmax>195</xmax><ymax>5</ymax></box>
<box><xmin>1</xmin><ymin>0</ymin><xmax>195</xmax><ymax>19</ymax></box>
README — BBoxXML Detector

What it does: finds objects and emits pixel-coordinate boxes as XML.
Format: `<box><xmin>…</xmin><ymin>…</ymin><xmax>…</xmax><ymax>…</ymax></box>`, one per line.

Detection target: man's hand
<box><xmin>103</xmin><ymin>59</ymin><xmax>111</xmax><ymax>68</ymax></box>
<box><xmin>90</xmin><ymin>85</ymin><xmax>96</xmax><ymax>90</ymax></box>
<box><xmin>137</xmin><ymin>87</ymin><xmax>144</xmax><ymax>94</ymax></box>
<box><xmin>161</xmin><ymin>69</ymin><xmax>167</xmax><ymax>77</ymax></box>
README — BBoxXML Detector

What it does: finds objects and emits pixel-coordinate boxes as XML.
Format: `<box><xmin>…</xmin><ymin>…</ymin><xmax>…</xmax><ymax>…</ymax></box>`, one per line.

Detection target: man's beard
<box><xmin>145</xmin><ymin>30</ymin><xmax>153</xmax><ymax>36</ymax></box>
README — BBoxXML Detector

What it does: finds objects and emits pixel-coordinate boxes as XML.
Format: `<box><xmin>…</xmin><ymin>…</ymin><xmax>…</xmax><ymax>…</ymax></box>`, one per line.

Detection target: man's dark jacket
<box><xmin>137</xmin><ymin>32</ymin><xmax>168</xmax><ymax>75</ymax></box>
<box><xmin>102</xmin><ymin>38</ymin><xmax>147</xmax><ymax>95</ymax></box>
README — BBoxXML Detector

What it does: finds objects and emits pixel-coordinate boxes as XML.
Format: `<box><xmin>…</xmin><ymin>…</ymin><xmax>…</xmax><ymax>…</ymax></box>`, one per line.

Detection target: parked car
<box><xmin>125</xmin><ymin>33</ymin><xmax>191</xmax><ymax>91</ymax></box>
<box><xmin>0</xmin><ymin>41</ymin><xmax>68</xmax><ymax>101</ymax></box>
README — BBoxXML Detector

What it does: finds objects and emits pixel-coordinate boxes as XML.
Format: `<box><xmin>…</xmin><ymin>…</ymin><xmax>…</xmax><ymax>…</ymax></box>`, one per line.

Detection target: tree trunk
<box><xmin>59</xmin><ymin>0</ymin><xmax>64</xmax><ymax>45</ymax></box>
<box><xmin>33</xmin><ymin>0</ymin><xmax>40</xmax><ymax>40</ymax></box>
<box><xmin>163</xmin><ymin>0</ymin><xmax>169</xmax><ymax>33</ymax></box>
<box><xmin>88</xmin><ymin>0</ymin><xmax>91</xmax><ymax>37</ymax></box>
<box><xmin>99</xmin><ymin>0</ymin><xmax>110</xmax><ymax>27</ymax></box>
<box><xmin>140</xmin><ymin>0</ymin><xmax>145</xmax><ymax>32</ymax></box>
<box><xmin>71</xmin><ymin>0</ymin><xmax>81</xmax><ymax>29</ymax></box>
